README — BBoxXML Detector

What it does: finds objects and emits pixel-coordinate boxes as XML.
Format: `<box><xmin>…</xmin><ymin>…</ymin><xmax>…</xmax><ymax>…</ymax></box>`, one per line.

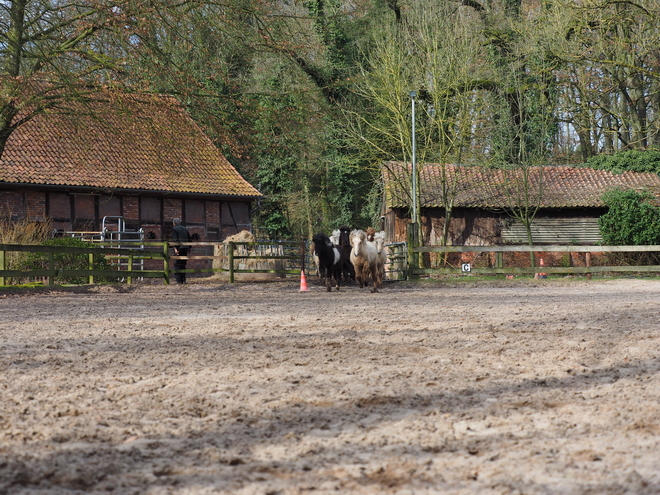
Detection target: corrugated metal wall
<box><xmin>501</xmin><ymin>218</ymin><xmax>602</xmax><ymax>245</ymax></box>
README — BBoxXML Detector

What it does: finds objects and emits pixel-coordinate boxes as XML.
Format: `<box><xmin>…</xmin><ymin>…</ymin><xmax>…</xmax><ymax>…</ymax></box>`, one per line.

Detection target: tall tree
<box><xmin>347</xmin><ymin>0</ymin><xmax>505</xmax><ymax>244</ymax></box>
<box><xmin>544</xmin><ymin>0</ymin><xmax>660</xmax><ymax>155</ymax></box>
<box><xmin>0</xmin><ymin>0</ymin><xmax>155</xmax><ymax>158</ymax></box>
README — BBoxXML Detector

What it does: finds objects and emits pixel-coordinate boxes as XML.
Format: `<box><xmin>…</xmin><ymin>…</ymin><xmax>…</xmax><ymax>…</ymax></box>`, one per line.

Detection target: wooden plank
<box><xmin>413</xmin><ymin>265</ymin><xmax>660</xmax><ymax>275</ymax></box>
<box><xmin>0</xmin><ymin>244</ymin><xmax>164</xmax><ymax>256</ymax></box>
<box><xmin>414</xmin><ymin>244</ymin><xmax>660</xmax><ymax>253</ymax></box>
<box><xmin>234</xmin><ymin>269</ymin><xmax>300</xmax><ymax>275</ymax></box>
<box><xmin>0</xmin><ymin>249</ymin><xmax>4</xmax><ymax>286</ymax></box>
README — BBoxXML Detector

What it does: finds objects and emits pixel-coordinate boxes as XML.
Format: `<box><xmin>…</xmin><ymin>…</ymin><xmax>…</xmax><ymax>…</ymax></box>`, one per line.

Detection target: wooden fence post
<box><xmin>229</xmin><ymin>242</ymin><xmax>235</xmax><ymax>283</ymax></box>
<box><xmin>163</xmin><ymin>242</ymin><xmax>170</xmax><ymax>284</ymax></box>
<box><xmin>48</xmin><ymin>251</ymin><xmax>54</xmax><ymax>286</ymax></box>
<box><xmin>0</xmin><ymin>248</ymin><xmax>5</xmax><ymax>286</ymax></box>
<box><xmin>407</xmin><ymin>222</ymin><xmax>419</xmax><ymax>280</ymax></box>
<box><xmin>586</xmin><ymin>252</ymin><xmax>592</xmax><ymax>280</ymax></box>
<box><xmin>127</xmin><ymin>254</ymin><xmax>133</xmax><ymax>284</ymax></box>
<box><xmin>88</xmin><ymin>253</ymin><xmax>94</xmax><ymax>284</ymax></box>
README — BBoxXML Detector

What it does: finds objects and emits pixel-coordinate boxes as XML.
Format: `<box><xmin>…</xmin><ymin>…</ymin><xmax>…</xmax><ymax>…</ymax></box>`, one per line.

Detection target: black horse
<box><xmin>338</xmin><ymin>225</ymin><xmax>356</xmax><ymax>282</ymax></box>
<box><xmin>312</xmin><ymin>232</ymin><xmax>348</xmax><ymax>292</ymax></box>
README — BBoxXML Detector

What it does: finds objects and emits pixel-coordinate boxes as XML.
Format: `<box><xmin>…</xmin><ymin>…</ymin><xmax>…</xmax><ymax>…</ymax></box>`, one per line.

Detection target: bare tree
<box><xmin>346</xmin><ymin>0</ymin><xmax>495</xmax><ymax>245</ymax></box>
<box><xmin>0</xmin><ymin>0</ymin><xmax>158</xmax><ymax>158</ymax></box>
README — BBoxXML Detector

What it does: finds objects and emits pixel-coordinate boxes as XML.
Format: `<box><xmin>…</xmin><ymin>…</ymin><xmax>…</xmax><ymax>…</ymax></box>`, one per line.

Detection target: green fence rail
<box><xmin>0</xmin><ymin>240</ymin><xmax>307</xmax><ymax>286</ymax></box>
<box><xmin>5</xmin><ymin>240</ymin><xmax>658</xmax><ymax>287</ymax></box>
<box><xmin>0</xmin><ymin>242</ymin><xmax>169</xmax><ymax>286</ymax></box>
<box><xmin>410</xmin><ymin>244</ymin><xmax>660</xmax><ymax>277</ymax></box>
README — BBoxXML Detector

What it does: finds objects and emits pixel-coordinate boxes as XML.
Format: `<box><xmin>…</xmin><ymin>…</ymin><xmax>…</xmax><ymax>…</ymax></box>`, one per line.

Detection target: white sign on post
<box><xmin>461</xmin><ymin>263</ymin><xmax>471</xmax><ymax>273</ymax></box>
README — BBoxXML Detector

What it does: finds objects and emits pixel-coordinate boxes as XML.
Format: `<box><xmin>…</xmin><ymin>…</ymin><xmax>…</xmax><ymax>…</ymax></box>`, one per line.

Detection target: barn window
<box><xmin>141</xmin><ymin>197</ymin><xmax>161</xmax><ymax>222</ymax></box>
<box><xmin>99</xmin><ymin>195</ymin><xmax>121</xmax><ymax>220</ymax></box>
<box><xmin>185</xmin><ymin>199</ymin><xmax>204</xmax><ymax>224</ymax></box>
<box><xmin>48</xmin><ymin>193</ymin><xmax>71</xmax><ymax>220</ymax></box>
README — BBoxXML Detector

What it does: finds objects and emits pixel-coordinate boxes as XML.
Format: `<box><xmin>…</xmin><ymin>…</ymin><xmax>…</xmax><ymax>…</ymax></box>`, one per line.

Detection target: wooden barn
<box><xmin>0</xmin><ymin>91</ymin><xmax>261</xmax><ymax>242</ymax></box>
<box><xmin>382</xmin><ymin>161</ymin><xmax>660</xmax><ymax>246</ymax></box>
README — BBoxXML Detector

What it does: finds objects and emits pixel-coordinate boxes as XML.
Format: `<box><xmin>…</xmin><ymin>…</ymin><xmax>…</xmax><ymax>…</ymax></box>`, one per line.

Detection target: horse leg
<box><xmin>355</xmin><ymin>262</ymin><xmax>365</xmax><ymax>288</ymax></box>
<box><xmin>370</xmin><ymin>265</ymin><xmax>381</xmax><ymax>293</ymax></box>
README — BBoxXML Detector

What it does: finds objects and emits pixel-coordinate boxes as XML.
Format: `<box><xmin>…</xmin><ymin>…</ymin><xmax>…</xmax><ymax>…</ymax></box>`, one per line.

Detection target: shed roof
<box><xmin>383</xmin><ymin>161</ymin><xmax>660</xmax><ymax>209</ymax></box>
<box><xmin>0</xmin><ymin>92</ymin><xmax>261</xmax><ymax>198</ymax></box>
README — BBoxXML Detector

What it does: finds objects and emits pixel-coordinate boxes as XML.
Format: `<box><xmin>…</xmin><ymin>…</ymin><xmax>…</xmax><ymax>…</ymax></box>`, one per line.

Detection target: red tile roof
<box><xmin>0</xmin><ymin>92</ymin><xmax>261</xmax><ymax>198</ymax></box>
<box><xmin>383</xmin><ymin>162</ymin><xmax>660</xmax><ymax>209</ymax></box>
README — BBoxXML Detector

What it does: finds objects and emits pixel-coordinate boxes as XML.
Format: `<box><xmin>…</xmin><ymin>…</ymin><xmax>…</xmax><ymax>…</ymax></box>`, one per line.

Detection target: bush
<box><xmin>599</xmin><ymin>188</ymin><xmax>660</xmax><ymax>265</ymax></box>
<box><xmin>586</xmin><ymin>149</ymin><xmax>660</xmax><ymax>174</ymax></box>
<box><xmin>17</xmin><ymin>237</ymin><xmax>111</xmax><ymax>285</ymax></box>
<box><xmin>0</xmin><ymin>217</ymin><xmax>54</xmax><ymax>284</ymax></box>
<box><xmin>599</xmin><ymin>188</ymin><xmax>660</xmax><ymax>245</ymax></box>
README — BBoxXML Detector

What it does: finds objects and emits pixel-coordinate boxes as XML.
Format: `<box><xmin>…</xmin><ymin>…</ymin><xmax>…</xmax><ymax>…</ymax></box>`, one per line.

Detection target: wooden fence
<box><xmin>0</xmin><ymin>240</ymin><xmax>307</xmax><ymax>286</ymax></box>
<box><xmin>0</xmin><ymin>242</ymin><xmax>169</xmax><ymax>286</ymax></box>
<box><xmin>410</xmin><ymin>244</ymin><xmax>660</xmax><ymax>277</ymax></box>
<box><xmin>173</xmin><ymin>240</ymin><xmax>305</xmax><ymax>282</ymax></box>
<box><xmin>3</xmin><ymin>241</ymin><xmax>659</xmax><ymax>287</ymax></box>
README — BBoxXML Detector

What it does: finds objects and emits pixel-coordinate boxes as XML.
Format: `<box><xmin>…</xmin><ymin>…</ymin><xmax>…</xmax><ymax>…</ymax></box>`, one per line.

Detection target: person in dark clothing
<box><xmin>170</xmin><ymin>218</ymin><xmax>190</xmax><ymax>284</ymax></box>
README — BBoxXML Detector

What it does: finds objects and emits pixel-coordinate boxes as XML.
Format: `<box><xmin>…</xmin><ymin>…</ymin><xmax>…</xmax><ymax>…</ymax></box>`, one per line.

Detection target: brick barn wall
<box><xmin>25</xmin><ymin>191</ymin><xmax>46</xmax><ymax>220</ymax></box>
<box><xmin>73</xmin><ymin>195</ymin><xmax>95</xmax><ymax>230</ymax></box>
<box><xmin>142</xmin><ymin>224</ymin><xmax>162</xmax><ymax>241</ymax></box>
<box><xmin>99</xmin><ymin>195</ymin><xmax>121</xmax><ymax>220</ymax></box>
<box><xmin>0</xmin><ymin>190</ymin><xmax>25</xmax><ymax>218</ymax></box>
<box><xmin>123</xmin><ymin>196</ymin><xmax>139</xmax><ymax>223</ymax></box>
<box><xmin>164</xmin><ymin>198</ymin><xmax>182</xmax><ymax>223</ymax></box>
<box><xmin>0</xmin><ymin>188</ymin><xmax>254</xmax><ymax>246</ymax></box>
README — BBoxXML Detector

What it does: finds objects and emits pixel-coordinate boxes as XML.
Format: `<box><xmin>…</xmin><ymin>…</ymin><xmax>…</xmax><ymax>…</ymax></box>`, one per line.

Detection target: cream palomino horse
<box><xmin>350</xmin><ymin>229</ymin><xmax>382</xmax><ymax>293</ymax></box>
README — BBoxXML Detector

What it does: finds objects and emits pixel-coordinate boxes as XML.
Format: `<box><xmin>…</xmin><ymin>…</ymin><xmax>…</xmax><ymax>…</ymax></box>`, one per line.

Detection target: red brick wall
<box><xmin>188</xmin><ymin>225</ymin><xmax>205</xmax><ymax>241</ymax></box>
<box><xmin>163</xmin><ymin>198</ymin><xmax>182</xmax><ymax>223</ymax></box>
<box><xmin>74</xmin><ymin>195</ymin><xmax>95</xmax><ymax>220</ymax></box>
<box><xmin>185</xmin><ymin>199</ymin><xmax>204</xmax><ymax>224</ymax></box>
<box><xmin>49</xmin><ymin>193</ymin><xmax>71</xmax><ymax>219</ymax></box>
<box><xmin>1</xmin><ymin>188</ymin><xmax>254</xmax><ymax>243</ymax></box>
<box><xmin>123</xmin><ymin>196</ymin><xmax>139</xmax><ymax>221</ymax></box>
<box><xmin>222</xmin><ymin>202</ymin><xmax>250</xmax><ymax>238</ymax></box>
<box><xmin>99</xmin><ymin>195</ymin><xmax>121</xmax><ymax>219</ymax></box>
<box><xmin>206</xmin><ymin>200</ymin><xmax>220</xmax><ymax>225</ymax></box>
<box><xmin>25</xmin><ymin>191</ymin><xmax>46</xmax><ymax>219</ymax></box>
<box><xmin>0</xmin><ymin>191</ymin><xmax>25</xmax><ymax>218</ymax></box>
<box><xmin>142</xmin><ymin>224</ymin><xmax>162</xmax><ymax>240</ymax></box>
<box><xmin>140</xmin><ymin>197</ymin><xmax>161</xmax><ymax>222</ymax></box>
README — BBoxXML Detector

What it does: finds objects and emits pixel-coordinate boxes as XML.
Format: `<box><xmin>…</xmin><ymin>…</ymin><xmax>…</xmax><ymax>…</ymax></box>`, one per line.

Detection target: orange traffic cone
<box><xmin>538</xmin><ymin>258</ymin><xmax>547</xmax><ymax>279</ymax></box>
<box><xmin>300</xmin><ymin>270</ymin><xmax>310</xmax><ymax>291</ymax></box>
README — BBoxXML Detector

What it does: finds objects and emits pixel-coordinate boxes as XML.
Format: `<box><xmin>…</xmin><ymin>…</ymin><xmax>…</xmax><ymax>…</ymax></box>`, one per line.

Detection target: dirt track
<box><xmin>1</xmin><ymin>277</ymin><xmax>659</xmax><ymax>494</ymax></box>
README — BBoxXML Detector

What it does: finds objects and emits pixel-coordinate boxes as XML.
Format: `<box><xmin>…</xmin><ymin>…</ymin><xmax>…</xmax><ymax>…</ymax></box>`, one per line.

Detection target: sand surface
<box><xmin>1</xmin><ymin>277</ymin><xmax>659</xmax><ymax>494</ymax></box>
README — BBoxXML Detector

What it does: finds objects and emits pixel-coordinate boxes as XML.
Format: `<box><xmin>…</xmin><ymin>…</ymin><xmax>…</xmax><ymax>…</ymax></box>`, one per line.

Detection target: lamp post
<box><xmin>409</xmin><ymin>91</ymin><xmax>418</xmax><ymax>225</ymax></box>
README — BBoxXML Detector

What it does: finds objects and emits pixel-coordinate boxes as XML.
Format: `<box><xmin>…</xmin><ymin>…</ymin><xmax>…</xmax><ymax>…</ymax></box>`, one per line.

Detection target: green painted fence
<box><xmin>409</xmin><ymin>244</ymin><xmax>660</xmax><ymax>278</ymax></box>
<box><xmin>0</xmin><ymin>242</ymin><xmax>169</xmax><ymax>286</ymax></box>
<box><xmin>3</xmin><ymin>240</ymin><xmax>658</xmax><ymax>286</ymax></box>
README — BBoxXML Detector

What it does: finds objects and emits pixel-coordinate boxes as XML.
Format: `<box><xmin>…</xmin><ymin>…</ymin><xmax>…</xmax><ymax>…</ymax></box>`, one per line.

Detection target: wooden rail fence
<box><xmin>0</xmin><ymin>240</ymin><xmax>307</xmax><ymax>286</ymax></box>
<box><xmin>0</xmin><ymin>242</ymin><xmax>168</xmax><ymax>286</ymax></box>
<box><xmin>2</xmin><ymin>241</ymin><xmax>659</xmax><ymax>286</ymax></box>
<box><xmin>410</xmin><ymin>244</ymin><xmax>660</xmax><ymax>277</ymax></box>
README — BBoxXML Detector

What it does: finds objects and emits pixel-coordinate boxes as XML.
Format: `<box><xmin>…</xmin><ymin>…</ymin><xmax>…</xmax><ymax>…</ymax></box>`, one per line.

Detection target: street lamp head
<box><xmin>409</xmin><ymin>90</ymin><xmax>417</xmax><ymax>99</ymax></box>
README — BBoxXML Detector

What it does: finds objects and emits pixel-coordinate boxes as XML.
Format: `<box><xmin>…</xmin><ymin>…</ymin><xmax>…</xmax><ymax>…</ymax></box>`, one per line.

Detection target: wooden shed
<box><xmin>0</xmin><ymin>91</ymin><xmax>261</xmax><ymax>242</ymax></box>
<box><xmin>382</xmin><ymin>161</ymin><xmax>660</xmax><ymax>246</ymax></box>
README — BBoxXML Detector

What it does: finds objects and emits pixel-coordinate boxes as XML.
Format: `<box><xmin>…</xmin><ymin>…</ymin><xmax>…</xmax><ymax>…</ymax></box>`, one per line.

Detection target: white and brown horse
<box><xmin>350</xmin><ymin>229</ymin><xmax>383</xmax><ymax>293</ymax></box>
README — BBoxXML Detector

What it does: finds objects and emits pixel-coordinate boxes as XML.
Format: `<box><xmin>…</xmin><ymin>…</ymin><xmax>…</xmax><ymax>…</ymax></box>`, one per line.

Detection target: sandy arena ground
<box><xmin>1</xmin><ymin>277</ymin><xmax>659</xmax><ymax>495</ymax></box>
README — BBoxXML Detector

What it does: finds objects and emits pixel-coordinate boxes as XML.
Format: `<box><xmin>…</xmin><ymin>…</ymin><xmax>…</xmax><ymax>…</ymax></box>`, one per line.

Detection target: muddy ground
<box><xmin>0</xmin><ymin>277</ymin><xmax>659</xmax><ymax>495</ymax></box>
